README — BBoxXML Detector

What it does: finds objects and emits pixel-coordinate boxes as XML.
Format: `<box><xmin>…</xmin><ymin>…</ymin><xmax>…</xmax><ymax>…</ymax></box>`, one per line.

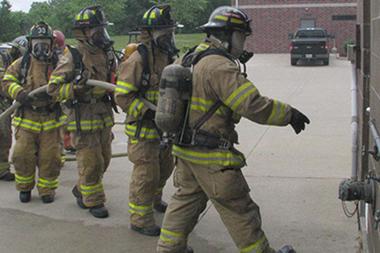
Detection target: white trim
<box><xmin>239</xmin><ymin>3</ymin><xmax>357</xmax><ymax>9</ymax></box>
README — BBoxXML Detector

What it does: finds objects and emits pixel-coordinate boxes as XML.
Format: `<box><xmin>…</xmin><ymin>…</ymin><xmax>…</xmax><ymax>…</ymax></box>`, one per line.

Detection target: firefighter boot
<box><xmin>154</xmin><ymin>199</ymin><xmax>168</xmax><ymax>213</ymax></box>
<box><xmin>277</xmin><ymin>245</ymin><xmax>296</xmax><ymax>253</ymax></box>
<box><xmin>72</xmin><ymin>186</ymin><xmax>88</xmax><ymax>209</ymax></box>
<box><xmin>19</xmin><ymin>191</ymin><xmax>31</xmax><ymax>203</ymax></box>
<box><xmin>89</xmin><ymin>204</ymin><xmax>109</xmax><ymax>218</ymax></box>
<box><xmin>41</xmin><ymin>195</ymin><xmax>54</xmax><ymax>204</ymax></box>
<box><xmin>0</xmin><ymin>171</ymin><xmax>15</xmax><ymax>181</ymax></box>
<box><xmin>131</xmin><ymin>224</ymin><xmax>161</xmax><ymax>237</ymax></box>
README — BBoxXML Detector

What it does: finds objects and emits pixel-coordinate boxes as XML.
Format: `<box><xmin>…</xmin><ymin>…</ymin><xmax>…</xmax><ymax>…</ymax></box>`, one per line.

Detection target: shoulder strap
<box><xmin>188</xmin><ymin>47</ymin><xmax>234</xmax><ymax>131</ymax></box>
<box><xmin>19</xmin><ymin>53</ymin><xmax>31</xmax><ymax>85</ymax></box>
<box><xmin>193</xmin><ymin>100</ymin><xmax>223</xmax><ymax>131</ymax></box>
<box><xmin>137</xmin><ymin>44</ymin><xmax>150</xmax><ymax>92</ymax></box>
<box><xmin>192</xmin><ymin>48</ymin><xmax>235</xmax><ymax>66</ymax></box>
<box><xmin>67</xmin><ymin>45</ymin><xmax>84</xmax><ymax>78</ymax></box>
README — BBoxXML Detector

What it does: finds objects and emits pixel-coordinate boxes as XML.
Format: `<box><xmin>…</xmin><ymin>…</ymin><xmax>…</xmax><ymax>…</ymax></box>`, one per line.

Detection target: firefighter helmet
<box><xmin>200</xmin><ymin>6</ymin><xmax>252</xmax><ymax>35</ymax></box>
<box><xmin>27</xmin><ymin>21</ymin><xmax>53</xmax><ymax>41</ymax></box>
<box><xmin>73</xmin><ymin>5</ymin><xmax>108</xmax><ymax>29</ymax></box>
<box><xmin>140</xmin><ymin>5</ymin><xmax>176</xmax><ymax>30</ymax></box>
<box><xmin>8</xmin><ymin>35</ymin><xmax>28</xmax><ymax>56</ymax></box>
<box><xmin>53</xmin><ymin>30</ymin><xmax>66</xmax><ymax>49</ymax></box>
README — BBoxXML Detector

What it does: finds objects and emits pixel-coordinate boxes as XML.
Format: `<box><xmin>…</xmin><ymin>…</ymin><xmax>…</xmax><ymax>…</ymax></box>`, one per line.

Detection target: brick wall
<box><xmin>232</xmin><ymin>0</ymin><xmax>357</xmax><ymax>54</ymax></box>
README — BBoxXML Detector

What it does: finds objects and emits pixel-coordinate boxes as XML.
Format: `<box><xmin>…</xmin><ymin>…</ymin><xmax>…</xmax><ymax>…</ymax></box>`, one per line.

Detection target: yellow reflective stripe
<box><xmin>116</xmin><ymin>80</ymin><xmax>138</xmax><ymax>94</ymax></box>
<box><xmin>128</xmin><ymin>202</ymin><xmax>153</xmax><ymax>216</ymax></box>
<box><xmin>37</xmin><ymin>178</ymin><xmax>59</xmax><ymax>189</ymax></box>
<box><xmin>190</xmin><ymin>97</ymin><xmax>225</xmax><ymax>115</ymax></box>
<box><xmin>42</xmin><ymin>116</ymin><xmax>67</xmax><ymax>131</ymax></box>
<box><xmin>3</xmin><ymin>74</ymin><xmax>18</xmax><ymax>82</ymax></box>
<box><xmin>58</xmin><ymin>83</ymin><xmax>72</xmax><ymax>101</ymax></box>
<box><xmin>128</xmin><ymin>98</ymin><xmax>144</xmax><ymax>118</ymax></box>
<box><xmin>15</xmin><ymin>174</ymin><xmax>35</xmax><ymax>184</ymax></box>
<box><xmin>215</xmin><ymin>15</ymin><xmax>244</xmax><ymax>24</ymax></box>
<box><xmin>13</xmin><ymin>116</ymin><xmax>66</xmax><ymax>132</ymax></box>
<box><xmin>172</xmin><ymin>145</ymin><xmax>245</xmax><ymax>167</ymax></box>
<box><xmin>159</xmin><ymin>228</ymin><xmax>185</xmax><ymax>245</ymax></box>
<box><xmin>266</xmin><ymin>100</ymin><xmax>287</xmax><ymax>125</ymax></box>
<box><xmin>125</xmin><ymin>124</ymin><xmax>160</xmax><ymax>140</ymax></box>
<box><xmin>145</xmin><ymin>90</ymin><xmax>159</xmax><ymax>103</ymax></box>
<box><xmin>240</xmin><ymin>236</ymin><xmax>268</xmax><ymax>253</ymax></box>
<box><xmin>195</xmin><ymin>43</ymin><xmax>210</xmax><ymax>53</ymax></box>
<box><xmin>224</xmin><ymin>82</ymin><xmax>257</xmax><ymax>111</ymax></box>
<box><xmin>8</xmin><ymin>82</ymin><xmax>23</xmax><ymax>99</ymax></box>
<box><xmin>128</xmin><ymin>202</ymin><xmax>152</xmax><ymax>211</ymax></box>
<box><xmin>67</xmin><ymin>117</ymin><xmax>113</xmax><ymax>131</ymax></box>
<box><xmin>13</xmin><ymin>117</ymin><xmax>42</xmax><ymax>132</ymax></box>
<box><xmin>49</xmin><ymin>75</ymin><xmax>65</xmax><ymax>84</ymax></box>
<box><xmin>79</xmin><ymin>183</ymin><xmax>104</xmax><ymax>196</ymax></box>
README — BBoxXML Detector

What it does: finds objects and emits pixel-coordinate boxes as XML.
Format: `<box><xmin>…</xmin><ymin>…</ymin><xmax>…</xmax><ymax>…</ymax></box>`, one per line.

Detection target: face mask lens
<box><xmin>155</xmin><ymin>30</ymin><xmax>178</xmax><ymax>57</ymax></box>
<box><xmin>90</xmin><ymin>27</ymin><xmax>113</xmax><ymax>49</ymax></box>
<box><xmin>32</xmin><ymin>39</ymin><xmax>51</xmax><ymax>60</ymax></box>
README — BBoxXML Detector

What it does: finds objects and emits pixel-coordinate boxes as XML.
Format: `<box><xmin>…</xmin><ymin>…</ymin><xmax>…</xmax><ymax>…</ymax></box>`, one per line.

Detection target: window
<box><xmin>332</xmin><ymin>15</ymin><xmax>356</xmax><ymax>21</ymax></box>
<box><xmin>300</xmin><ymin>19</ymin><xmax>316</xmax><ymax>28</ymax></box>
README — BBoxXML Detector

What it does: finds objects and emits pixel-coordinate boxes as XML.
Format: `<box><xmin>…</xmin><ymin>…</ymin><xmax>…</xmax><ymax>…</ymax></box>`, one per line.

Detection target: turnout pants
<box><xmin>128</xmin><ymin>139</ymin><xmax>174</xmax><ymax>228</ymax></box>
<box><xmin>157</xmin><ymin>158</ymin><xmax>276</xmax><ymax>253</ymax></box>
<box><xmin>13</xmin><ymin>128</ymin><xmax>61</xmax><ymax>196</ymax></box>
<box><xmin>0</xmin><ymin>114</ymin><xmax>12</xmax><ymax>177</ymax></box>
<box><xmin>71</xmin><ymin>127</ymin><xmax>112</xmax><ymax>207</ymax></box>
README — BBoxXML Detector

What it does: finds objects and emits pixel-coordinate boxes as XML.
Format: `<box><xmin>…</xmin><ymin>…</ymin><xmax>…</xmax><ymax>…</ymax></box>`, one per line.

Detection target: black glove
<box><xmin>289</xmin><ymin>107</ymin><xmax>310</xmax><ymax>134</ymax></box>
<box><xmin>15</xmin><ymin>90</ymin><xmax>32</xmax><ymax>105</ymax></box>
<box><xmin>74</xmin><ymin>69</ymin><xmax>92</xmax><ymax>94</ymax></box>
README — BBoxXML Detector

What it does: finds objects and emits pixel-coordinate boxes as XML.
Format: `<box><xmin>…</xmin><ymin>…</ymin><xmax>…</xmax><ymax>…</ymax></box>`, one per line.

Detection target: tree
<box><xmin>0</xmin><ymin>0</ymin><xmax>13</xmax><ymax>41</ymax></box>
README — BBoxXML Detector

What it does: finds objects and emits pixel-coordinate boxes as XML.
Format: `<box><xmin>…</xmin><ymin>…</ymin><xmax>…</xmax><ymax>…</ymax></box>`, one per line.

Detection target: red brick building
<box><xmin>232</xmin><ymin>0</ymin><xmax>357</xmax><ymax>54</ymax></box>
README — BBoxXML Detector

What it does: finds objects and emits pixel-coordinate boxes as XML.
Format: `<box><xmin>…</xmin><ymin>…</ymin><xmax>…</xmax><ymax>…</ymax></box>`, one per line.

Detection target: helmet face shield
<box><xmin>152</xmin><ymin>28</ymin><xmax>179</xmax><ymax>57</ymax></box>
<box><xmin>89</xmin><ymin>26</ymin><xmax>113</xmax><ymax>49</ymax></box>
<box><xmin>31</xmin><ymin>38</ymin><xmax>52</xmax><ymax>61</ymax></box>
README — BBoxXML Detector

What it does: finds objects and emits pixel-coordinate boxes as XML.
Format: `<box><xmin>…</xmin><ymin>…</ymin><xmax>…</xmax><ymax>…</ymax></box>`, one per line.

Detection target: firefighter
<box><xmin>157</xmin><ymin>7</ymin><xmax>310</xmax><ymax>253</ymax></box>
<box><xmin>47</xmin><ymin>6</ymin><xmax>117</xmax><ymax>218</ymax></box>
<box><xmin>2</xmin><ymin>22</ymin><xmax>64</xmax><ymax>203</ymax></box>
<box><xmin>0</xmin><ymin>36</ymin><xmax>28</xmax><ymax>182</ymax></box>
<box><xmin>115</xmin><ymin>5</ymin><xmax>177</xmax><ymax>236</ymax></box>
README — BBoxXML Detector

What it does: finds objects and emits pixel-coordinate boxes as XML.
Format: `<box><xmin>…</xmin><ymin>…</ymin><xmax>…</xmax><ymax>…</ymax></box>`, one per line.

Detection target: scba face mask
<box><xmin>31</xmin><ymin>39</ymin><xmax>52</xmax><ymax>61</ymax></box>
<box><xmin>152</xmin><ymin>28</ymin><xmax>179</xmax><ymax>57</ymax></box>
<box><xmin>89</xmin><ymin>26</ymin><xmax>113</xmax><ymax>50</ymax></box>
<box><xmin>230</xmin><ymin>31</ymin><xmax>254</xmax><ymax>64</ymax></box>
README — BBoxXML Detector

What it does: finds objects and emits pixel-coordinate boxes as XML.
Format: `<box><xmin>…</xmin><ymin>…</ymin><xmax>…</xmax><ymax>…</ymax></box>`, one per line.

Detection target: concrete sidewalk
<box><xmin>0</xmin><ymin>54</ymin><xmax>357</xmax><ymax>253</ymax></box>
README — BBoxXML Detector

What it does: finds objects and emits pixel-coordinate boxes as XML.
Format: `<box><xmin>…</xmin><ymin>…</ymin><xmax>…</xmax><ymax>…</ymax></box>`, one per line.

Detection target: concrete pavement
<box><xmin>0</xmin><ymin>54</ymin><xmax>358</xmax><ymax>253</ymax></box>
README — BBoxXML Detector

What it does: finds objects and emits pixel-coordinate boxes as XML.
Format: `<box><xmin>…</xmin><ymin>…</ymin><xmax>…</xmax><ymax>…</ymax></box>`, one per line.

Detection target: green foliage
<box><xmin>0</xmin><ymin>0</ymin><xmax>229</xmax><ymax>42</ymax></box>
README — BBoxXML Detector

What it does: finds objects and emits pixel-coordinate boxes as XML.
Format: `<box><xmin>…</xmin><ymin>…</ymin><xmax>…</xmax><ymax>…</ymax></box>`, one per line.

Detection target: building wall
<box><xmin>233</xmin><ymin>0</ymin><xmax>357</xmax><ymax>54</ymax></box>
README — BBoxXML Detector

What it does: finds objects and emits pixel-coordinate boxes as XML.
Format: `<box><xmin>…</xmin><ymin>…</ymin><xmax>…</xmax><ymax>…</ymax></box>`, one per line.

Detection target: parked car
<box><xmin>289</xmin><ymin>28</ymin><xmax>330</xmax><ymax>66</ymax></box>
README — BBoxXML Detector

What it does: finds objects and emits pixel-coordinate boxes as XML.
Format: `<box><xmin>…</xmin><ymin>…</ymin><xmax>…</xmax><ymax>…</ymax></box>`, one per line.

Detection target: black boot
<box><xmin>19</xmin><ymin>191</ymin><xmax>31</xmax><ymax>203</ymax></box>
<box><xmin>0</xmin><ymin>171</ymin><xmax>15</xmax><ymax>181</ymax></box>
<box><xmin>89</xmin><ymin>204</ymin><xmax>109</xmax><ymax>218</ymax></box>
<box><xmin>41</xmin><ymin>195</ymin><xmax>54</xmax><ymax>204</ymax></box>
<box><xmin>72</xmin><ymin>186</ymin><xmax>88</xmax><ymax>209</ymax></box>
<box><xmin>131</xmin><ymin>224</ymin><xmax>161</xmax><ymax>236</ymax></box>
<box><xmin>154</xmin><ymin>200</ymin><xmax>168</xmax><ymax>213</ymax></box>
<box><xmin>185</xmin><ymin>246</ymin><xmax>194</xmax><ymax>253</ymax></box>
<box><xmin>277</xmin><ymin>245</ymin><xmax>296</xmax><ymax>253</ymax></box>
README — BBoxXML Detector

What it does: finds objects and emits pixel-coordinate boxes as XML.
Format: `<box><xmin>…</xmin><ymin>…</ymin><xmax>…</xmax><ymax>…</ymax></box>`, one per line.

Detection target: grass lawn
<box><xmin>66</xmin><ymin>33</ymin><xmax>205</xmax><ymax>54</ymax></box>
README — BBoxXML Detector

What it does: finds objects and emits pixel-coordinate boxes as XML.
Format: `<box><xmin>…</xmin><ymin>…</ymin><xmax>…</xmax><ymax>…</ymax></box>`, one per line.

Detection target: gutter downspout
<box><xmin>351</xmin><ymin>62</ymin><xmax>359</xmax><ymax>180</ymax></box>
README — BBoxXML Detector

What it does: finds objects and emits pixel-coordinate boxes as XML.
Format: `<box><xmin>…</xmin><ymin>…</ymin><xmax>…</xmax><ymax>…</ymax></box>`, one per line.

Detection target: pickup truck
<box><xmin>289</xmin><ymin>28</ymin><xmax>330</xmax><ymax>66</ymax></box>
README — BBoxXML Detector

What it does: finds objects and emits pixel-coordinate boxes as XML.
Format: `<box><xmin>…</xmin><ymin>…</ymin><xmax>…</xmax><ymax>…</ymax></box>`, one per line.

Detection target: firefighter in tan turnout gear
<box><xmin>115</xmin><ymin>5</ymin><xmax>177</xmax><ymax>236</ymax></box>
<box><xmin>156</xmin><ymin>7</ymin><xmax>310</xmax><ymax>253</ymax></box>
<box><xmin>0</xmin><ymin>36</ymin><xmax>28</xmax><ymax>182</ymax></box>
<box><xmin>47</xmin><ymin>6</ymin><xmax>117</xmax><ymax>218</ymax></box>
<box><xmin>2</xmin><ymin>22</ymin><xmax>64</xmax><ymax>204</ymax></box>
